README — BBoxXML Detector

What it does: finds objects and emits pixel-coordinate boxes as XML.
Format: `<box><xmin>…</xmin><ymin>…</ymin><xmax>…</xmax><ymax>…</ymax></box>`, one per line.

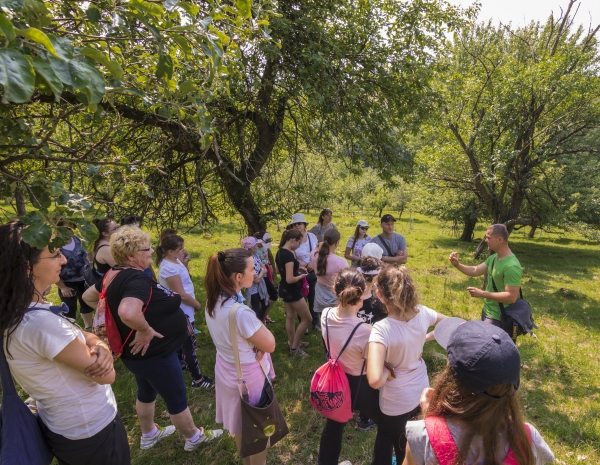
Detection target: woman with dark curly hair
<box><xmin>0</xmin><ymin>220</ymin><xmax>128</xmax><ymax>465</ymax></box>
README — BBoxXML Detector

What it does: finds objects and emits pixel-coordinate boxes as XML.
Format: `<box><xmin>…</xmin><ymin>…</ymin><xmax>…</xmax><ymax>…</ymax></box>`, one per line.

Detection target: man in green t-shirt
<box><xmin>449</xmin><ymin>224</ymin><xmax>522</xmax><ymax>326</ymax></box>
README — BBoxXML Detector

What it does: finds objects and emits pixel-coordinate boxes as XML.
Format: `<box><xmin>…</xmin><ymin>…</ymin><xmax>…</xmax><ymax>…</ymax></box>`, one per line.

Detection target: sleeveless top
<box><xmin>59</xmin><ymin>237</ymin><xmax>88</xmax><ymax>282</ymax></box>
<box><xmin>94</xmin><ymin>244</ymin><xmax>112</xmax><ymax>275</ymax></box>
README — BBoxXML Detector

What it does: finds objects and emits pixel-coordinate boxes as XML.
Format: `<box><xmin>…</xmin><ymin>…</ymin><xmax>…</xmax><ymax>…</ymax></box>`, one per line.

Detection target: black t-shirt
<box><xmin>275</xmin><ymin>248</ymin><xmax>302</xmax><ymax>292</ymax></box>
<box><xmin>358</xmin><ymin>295</ymin><xmax>387</xmax><ymax>325</ymax></box>
<box><xmin>95</xmin><ymin>268</ymin><xmax>188</xmax><ymax>360</ymax></box>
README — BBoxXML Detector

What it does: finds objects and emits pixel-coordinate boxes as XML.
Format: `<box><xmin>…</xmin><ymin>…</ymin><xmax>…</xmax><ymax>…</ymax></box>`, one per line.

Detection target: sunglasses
<box><xmin>359</xmin><ymin>226</ymin><xmax>369</xmax><ymax>230</ymax></box>
<box><xmin>292</xmin><ymin>223</ymin><xmax>305</xmax><ymax>227</ymax></box>
<box><xmin>262</xmin><ymin>238</ymin><xmax>273</xmax><ymax>243</ymax></box>
<box><xmin>139</xmin><ymin>247</ymin><xmax>152</xmax><ymax>252</ymax></box>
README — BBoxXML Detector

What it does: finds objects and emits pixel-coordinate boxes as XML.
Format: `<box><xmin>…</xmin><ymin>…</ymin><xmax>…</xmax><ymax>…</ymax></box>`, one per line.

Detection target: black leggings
<box><xmin>58</xmin><ymin>280</ymin><xmax>93</xmax><ymax>320</ymax></box>
<box><xmin>318</xmin><ymin>373</ymin><xmax>394</xmax><ymax>465</ymax></box>
<box><xmin>179</xmin><ymin>317</ymin><xmax>203</xmax><ymax>381</ymax></box>
<box><xmin>377</xmin><ymin>405</ymin><xmax>421</xmax><ymax>464</ymax></box>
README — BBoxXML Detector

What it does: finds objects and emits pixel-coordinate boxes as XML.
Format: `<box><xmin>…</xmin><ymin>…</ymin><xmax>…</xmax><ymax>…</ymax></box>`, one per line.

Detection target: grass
<box><xmin>16</xmin><ymin>212</ymin><xmax>600</xmax><ymax>464</ymax></box>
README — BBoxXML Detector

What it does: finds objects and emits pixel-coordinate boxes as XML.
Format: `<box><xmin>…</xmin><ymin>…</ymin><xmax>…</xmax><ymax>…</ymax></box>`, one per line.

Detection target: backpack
<box><xmin>309</xmin><ymin>308</ymin><xmax>365</xmax><ymax>423</ymax></box>
<box><xmin>94</xmin><ymin>269</ymin><xmax>152</xmax><ymax>361</ymax></box>
<box><xmin>424</xmin><ymin>416</ymin><xmax>532</xmax><ymax>465</ymax></box>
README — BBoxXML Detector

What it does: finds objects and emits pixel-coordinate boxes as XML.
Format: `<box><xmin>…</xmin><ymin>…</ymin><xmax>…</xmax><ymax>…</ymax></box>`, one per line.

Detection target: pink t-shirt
<box><xmin>309</xmin><ymin>250</ymin><xmax>349</xmax><ymax>288</ymax></box>
<box><xmin>321</xmin><ymin>307</ymin><xmax>371</xmax><ymax>376</ymax></box>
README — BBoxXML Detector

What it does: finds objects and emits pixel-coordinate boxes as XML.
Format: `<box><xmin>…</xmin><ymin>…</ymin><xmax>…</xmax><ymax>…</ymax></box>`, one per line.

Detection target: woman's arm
<box><xmin>367</xmin><ymin>341</ymin><xmax>391</xmax><ymax>389</ymax></box>
<box><xmin>54</xmin><ymin>337</ymin><xmax>115</xmax><ymax>384</ymax></box>
<box><xmin>425</xmin><ymin>312</ymin><xmax>448</xmax><ymax>342</ymax></box>
<box><xmin>82</xmin><ymin>285</ymin><xmax>100</xmax><ymax>308</ymax></box>
<box><xmin>96</xmin><ymin>246</ymin><xmax>116</xmax><ymax>267</ymax></box>
<box><xmin>164</xmin><ymin>274</ymin><xmax>201</xmax><ymax>311</ymax></box>
<box><xmin>284</xmin><ymin>261</ymin><xmax>304</xmax><ymax>284</ymax></box>
<box><xmin>344</xmin><ymin>246</ymin><xmax>361</xmax><ymax>262</ymax></box>
<box><xmin>247</xmin><ymin>325</ymin><xmax>276</xmax><ymax>354</ymax></box>
<box><xmin>82</xmin><ymin>332</ymin><xmax>114</xmax><ymax>378</ymax></box>
<box><xmin>252</xmin><ymin>265</ymin><xmax>266</xmax><ymax>284</ymax></box>
<box><xmin>118</xmin><ymin>297</ymin><xmax>163</xmax><ymax>356</ymax></box>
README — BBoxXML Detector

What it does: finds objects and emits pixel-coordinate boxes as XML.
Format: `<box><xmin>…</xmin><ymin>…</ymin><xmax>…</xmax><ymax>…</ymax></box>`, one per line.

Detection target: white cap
<box><xmin>289</xmin><ymin>213</ymin><xmax>308</xmax><ymax>226</ymax></box>
<box><xmin>357</xmin><ymin>220</ymin><xmax>368</xmax><ymax>227</ymax></box>
<box><xmin>361</xmin><ymin>243</ymin><xmax>383</xmax><ymax>260</ymax></box>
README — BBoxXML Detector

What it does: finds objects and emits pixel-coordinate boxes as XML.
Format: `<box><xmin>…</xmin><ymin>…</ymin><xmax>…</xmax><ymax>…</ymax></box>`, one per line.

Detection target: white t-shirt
<box><xmin>295</xmin><ymin>232</ymin><xmax>318</xmax><ymax>264</ymax></box>
<box><xmin>369</xmin><ymin>305</ymin><xmax>438</xmax><ymax>415</ymax></box>
<box><xmin>5</xmin><ymin>304</ymin><xmax>117</xmax><ymax>440</ymax></box>
<box><xmin>205</xmin><ymin>296</ymin><xmax>263</xmax><ymax>365</ymax></box>
<box><xmin>321</xmin><ymin>308</ymin><xmax>371</xmax><ymax>376</ymax></box>
<box><xmin>158</xmin><ymin>258</ymin><xmax>196</xmax><ymax>322</ymax></box>
<box><xmin>346</xmin><ymin>235</ymin><xmax>372</xmax><ymax>267</ymax></box>
<box><xmin>406</xmin><ymin>419</ymin><xmax>555</xmax><ymax>465</ymax></box>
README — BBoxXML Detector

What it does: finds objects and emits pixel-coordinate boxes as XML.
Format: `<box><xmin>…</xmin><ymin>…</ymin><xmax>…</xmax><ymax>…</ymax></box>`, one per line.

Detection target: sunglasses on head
<box><xmin>263</xmin><ymin>238</ymin><xmax>273</xmax><ymax>243</ymax></box>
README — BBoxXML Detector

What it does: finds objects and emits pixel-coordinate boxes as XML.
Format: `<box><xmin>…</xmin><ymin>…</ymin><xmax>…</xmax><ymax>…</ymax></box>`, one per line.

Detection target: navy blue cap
<box><xmin>380</xmin><ymin>214</ymin><xmax>396</xmax><ymax>223</ymax></box>
<box><xmin>434</xmin><ymin>318</ymin><xmax>520</xmax><ymax>395</ymax></box>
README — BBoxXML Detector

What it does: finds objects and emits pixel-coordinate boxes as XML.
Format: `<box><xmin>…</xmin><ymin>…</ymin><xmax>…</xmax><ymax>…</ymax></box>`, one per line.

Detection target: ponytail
<box><xmin>155</xmin><ymin>233</ymin><xmax>184</xmax><ymax>267</ymax></box>
<box><xmin>335</xmin><ymin>268</ymin><xmax>366</xmax><ymax>307</ymax></box>
<box><xmin>92</xmin><ymin>218</ymin><xmax>113</xmax><ymax>251</ymax></box>
<box><xmin>204</xmin><ymin>248</ymin><xmax>252</xmax><ymax>317</ymax></box>
<box><xmin>317</xmin><ymin>228</ymin><xmax>340</xmax><ymax>276</ymax></box>
<box><xmin>279</xmin><ymin>228</ymin><xmax>302</xmax><ymax>248</ymax></box>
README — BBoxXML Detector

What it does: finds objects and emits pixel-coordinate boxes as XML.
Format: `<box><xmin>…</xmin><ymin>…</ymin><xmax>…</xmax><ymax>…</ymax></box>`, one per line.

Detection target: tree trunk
<box><xmin>473</xmin><ymin>237</ymin><xmax>487</xmax><ymax>259</ymax></box>
<box><xmin>528</xmin><ymin>223</ymin><xmax>538</xmax><ymax>238</ymax></box>
<box><xmin>460</xmin><ymin>217</ymin><xmax>477</xmax><ymax>242</ymax></box>
<box><xmin>14</xmin><ymin>185</ymin><xmax>26</xmax><ymax>216</ymax></box>
<box><xmin>220</xmin><ymin>176</ymin><xmax>266</xmax><ymax>234</ymax></box>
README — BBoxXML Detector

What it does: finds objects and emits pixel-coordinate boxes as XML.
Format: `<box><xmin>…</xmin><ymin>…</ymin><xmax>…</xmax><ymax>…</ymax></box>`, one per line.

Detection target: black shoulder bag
<box><xmin>306</xmin><ymin>234</ymin><xmax>318</xmax><ymax>285</ymax></box>
<box><xmin>377</xmin><ymin>234</ymin><xmax>394</xmax><ymax>257</ymax></box>
<box><xmin>490</xmin><ymin>258</ymin><xmax>538</xmax><ymax>341</ymax></box>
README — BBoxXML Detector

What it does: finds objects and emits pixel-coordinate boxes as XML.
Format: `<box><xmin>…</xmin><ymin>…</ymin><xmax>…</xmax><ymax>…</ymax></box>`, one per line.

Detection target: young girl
<box><xmin>345</xmin><ymin>220</ymin><xmax>372</xmax><ymax>268</ymax></box>
<box><xmin>310</xmin><ymin>208</ymin><xmax>336</xmax><ymax>242</ymax></box>
<box><xmin>92</xmin><ymin>218</ymin><xmax>118</xmax><ymax>277</ymax></box>
<box><xmin>275</xmin><ymin>229</ymin><xmax>312</xmax><ymax>358</ymax></box>
<box><xmin>318</xmin><ymin>268</ymin><xmax>388</xmax><ymax>465</ymax></box>
<box><xmin>204</xmin><ymin>248</ymin><xmax>277</xmax><ymax>465</ymax></box>
<box><xmin>309</xmin><ymin>229</ymin><xmax>348</xmax><ymax>318</ymax></box>
<box><xmin>404</xmin><ymin>318</ymin><xmax>555</xmax><ymax>465</ymax></box>
<box><xmin>156</xmin><ymin>233</ymin><xmax>213</xmax><ymax>388</ymax></box>
<box><xmin>357</xmin><ymin>256</ymin><xmax>387</xmax><ymax>326</ymax></box>
<box><xmin>367</xmin><ymin>267</ymin><xmax>447</xmax><ymax>464</ymax></box>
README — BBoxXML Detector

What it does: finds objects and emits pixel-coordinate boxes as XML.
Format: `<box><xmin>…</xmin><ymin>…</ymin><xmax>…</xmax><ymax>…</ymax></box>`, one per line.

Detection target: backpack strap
<box><xmin>377</xmin><ymin>234</ymin><xmax>394</xmax><ymax>257</ymax></box>
<box><xmin>335</xmin><ymin>320</ymin><xmax>365</xmax><ymax>362</ymax></box>
<box><xmin>425</xmin><ymin>416</ymin><xmax>460</xmax><ymax>465</ymax></box>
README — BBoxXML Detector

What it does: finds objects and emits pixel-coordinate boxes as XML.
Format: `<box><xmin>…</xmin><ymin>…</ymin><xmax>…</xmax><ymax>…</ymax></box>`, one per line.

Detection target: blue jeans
<box><xmin>481</xmin><ymin>308</ymin><xmax>502</xmax><ymax>328</ymax></box>
<box><xmin>122</xmin><ymin>351</ymin><xmax>188</xmax><ymax>414</ymax></box>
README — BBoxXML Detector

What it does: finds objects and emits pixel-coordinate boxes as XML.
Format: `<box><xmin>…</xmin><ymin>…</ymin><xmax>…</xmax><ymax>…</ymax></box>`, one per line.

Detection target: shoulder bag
<box><xmin>490</xmin><ymin>258</ymin><xmax>538</xmax><ymax>341</ymax></box>
<box><xmin>228</xmin><ymin>303</ymin><xmax>288</xmax><ymax>458</ymax></box>
<box><xmin>377</xmin><ymin>234</ymin><xmax>394</xmax><ymax>257</ymax></box>
<box><xmin>306</xmin><ymin>233</ymin><xmax>318</xmax><ymax>285</ymax></box>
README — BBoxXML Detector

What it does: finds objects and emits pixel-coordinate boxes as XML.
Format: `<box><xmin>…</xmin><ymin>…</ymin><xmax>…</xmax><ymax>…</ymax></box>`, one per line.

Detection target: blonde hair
<box><xmin>110</xmin><ymin>225</ymin><xmax>150</xmax><ymax>265</ymax></box>
<box><xmin>375</xmin><ymin>266</ymin><xmax>419</xmax><ymax>317</ymax></box>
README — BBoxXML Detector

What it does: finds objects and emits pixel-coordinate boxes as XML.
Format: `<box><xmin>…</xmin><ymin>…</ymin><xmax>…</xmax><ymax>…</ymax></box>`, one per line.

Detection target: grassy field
<box><xmin>25</xmin><ymin>212</ymin><xmax>600</xmax><ymax>464</ymax></box>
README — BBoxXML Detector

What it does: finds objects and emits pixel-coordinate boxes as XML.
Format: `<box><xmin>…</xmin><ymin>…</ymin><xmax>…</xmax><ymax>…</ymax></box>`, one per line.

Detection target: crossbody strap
<box><xmin>228</xmin><ymin>302</ymin><xmax>270</xmax><ymax>397</ymax></box>
<box><xmin>425</xmin><ymin>416</ymin><xmax>460</xmax><ymax>465</ymax></box>
<box><xmin>0</xmin><ymin>334</ymin><xmax>17</xmax><ymax>396</ymax></box>
<box><xmin>377</xmin><ymin>234</ymin><xmax>394</xmax><ymax>257</ymax></box>
<box><xmin>490</xmin><ymin>258</ymin><xmax>524</xmax><ymax>313</ymax></box>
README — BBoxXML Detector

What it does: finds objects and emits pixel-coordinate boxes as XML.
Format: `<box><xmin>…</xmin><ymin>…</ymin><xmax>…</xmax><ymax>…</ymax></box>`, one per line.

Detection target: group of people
<box><xmin>0</xmin><ymin>209</ymin><xmax>556</xmax><ymax>465</ymax></box>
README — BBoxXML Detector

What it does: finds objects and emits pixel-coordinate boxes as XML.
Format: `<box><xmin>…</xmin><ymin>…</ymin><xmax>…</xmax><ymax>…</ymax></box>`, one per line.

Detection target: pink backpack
<box><xmin>424</xmin><ymin>416</ymin><xmax>532</xmax><ymax>465</ymax></box>
<box><xmin>309</xmin><ymin>309</ymin><xmax>365</xmax><ymax>423</ymax></box>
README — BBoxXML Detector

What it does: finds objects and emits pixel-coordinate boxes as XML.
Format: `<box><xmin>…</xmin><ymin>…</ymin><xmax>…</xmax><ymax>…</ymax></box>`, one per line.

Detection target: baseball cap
<box><xmin>241</xmin><ymin>236</ymin><xmax>262</xmax><ymax>249</ymax></box>
<box><xmin>434</xmin><ymin>318</ymin><xmax>520</xmax><ymax>396</ymax></box>
<box><xmin>380</xmin><ymin>214</ymin><xmax>396</xmax><ymax>223</ymax></box>
<box><xmin>357</xmin><ymin>220</ymin><xmax>369</xmax><ymax>227</ymax></box>
<box><xmin>361</xmin><ymin>243</ymin><xmax>383</xmax><ymax>260</ymax></box>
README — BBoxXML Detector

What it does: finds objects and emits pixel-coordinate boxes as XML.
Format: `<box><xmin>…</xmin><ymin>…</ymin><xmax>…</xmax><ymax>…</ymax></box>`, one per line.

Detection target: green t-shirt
<box><xmin>483</xmin><ymin>253</ymin><xmax>522</xmax><ymax>321</ymax></box>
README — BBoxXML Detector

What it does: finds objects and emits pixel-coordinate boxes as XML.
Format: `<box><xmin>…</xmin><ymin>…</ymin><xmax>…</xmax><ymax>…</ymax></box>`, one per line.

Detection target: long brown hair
<box><xmin>334</xmin><ymin>268</ymin><xmax>365</xmax><ymax>307</ymax></box>
<box><xmin>317</xmin><ymin>208</ymin><xmax>332</xmax><ymax>226</ymax></box>
<box><xmin>375</xmin><ymin>266</ymin><xmax>418</xmax><ymax>317</ymax></box>
<box><xmin>155</xmin><ymin>234</ymin><xmax>184</xmax><ymax>266</ymax></box>
<box><xmin>204</xmin><ymin>248</ymin><xmax>252</xmax><ymax>317</ymax></box>
<box><xmin>317</xmin><ymin>228</ymin><xmax>341</xmax><ymax>276</ymax></box>
<box><xmin>358</xmin><ymin>256</ymin><xmax>383</xmax><ymax>284</ymax></box>
<box><xmin>92</xmin><ymin>218</ymin><xmax>113</xmax><ymax>251</ymax></box>
<box><xmin>350</xmin><ymin>224</ymin><xmax>363</xmax><ymax>254</ymax></box>
<box><xmin>427</xmin><ymin>365</ymin><xmax>534</xmax><ymax>465</ymax></box>
<box><xmin>278</xmin><ymin>228</ymin><xmax>302</xmax><ymax>248</ymax></box>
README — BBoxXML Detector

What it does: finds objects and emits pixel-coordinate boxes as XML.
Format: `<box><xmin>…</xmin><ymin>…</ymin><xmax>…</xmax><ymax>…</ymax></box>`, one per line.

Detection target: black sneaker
<box><xmin>191</xmin><ymin>376</ymin><xmax>215</xmax><ymax>389</ymax></box>
<box><xmin>358</xmin><ymin>419</ymin><xmax>376</xmax><ymax>432</ymax></box>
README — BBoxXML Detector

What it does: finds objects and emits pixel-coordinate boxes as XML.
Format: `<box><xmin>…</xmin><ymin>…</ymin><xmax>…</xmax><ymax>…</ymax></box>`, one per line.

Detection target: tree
<box><xmin>417</xmin><ymin>0</ymin><xmax>600</xmax><ymax>251</ymax></box>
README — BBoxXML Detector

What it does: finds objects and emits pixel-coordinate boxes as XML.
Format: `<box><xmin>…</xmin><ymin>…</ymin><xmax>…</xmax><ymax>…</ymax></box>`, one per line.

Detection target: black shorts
<box><xmin>250</xmin><ymin>293</ymin><xmax>268</xmax><ymax>321</ymax></box>
<box><xmin>265</xmin><ymin>277</ymin><xmax>278</xmax><ymax>301</ymax></box>
<box><xmin>278</xmin><ymin>283</ymin><xmax>303</xmax><ymax>303</ymax></box>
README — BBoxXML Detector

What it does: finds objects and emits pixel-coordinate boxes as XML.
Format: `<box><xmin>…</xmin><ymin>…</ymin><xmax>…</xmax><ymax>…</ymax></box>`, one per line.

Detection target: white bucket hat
<box><xmin>361</xmin><ymin>243</ymin><xmax>383</xmax><ymax>260</ymax></box>
<box><xmin>288</xmin><ymin>213</ymin><xmax>308</xmax><ymax>227</ymax></box>
<box><xmin>357</xmin><ymin>220</ymin><xmax>369</xmax><ymax>227</ymax></box>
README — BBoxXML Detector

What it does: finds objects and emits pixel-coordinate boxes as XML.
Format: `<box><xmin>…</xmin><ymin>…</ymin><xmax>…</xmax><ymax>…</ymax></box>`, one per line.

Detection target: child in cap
<box><xmin>404</xmin><ymin>318</ymin><xmax>555</xmax><ymax>465</ymax></box>
<box><xmin>241</xmin><ymin>236</ymin><xmax>269</xmax><ymax>321</ymax></box>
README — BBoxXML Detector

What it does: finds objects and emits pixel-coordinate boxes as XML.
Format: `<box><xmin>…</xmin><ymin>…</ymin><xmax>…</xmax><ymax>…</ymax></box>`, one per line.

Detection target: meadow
<box><xmin>31</xmin><ymin>212</ymin><xmax>600</xmax><ymax>464</ymax></box>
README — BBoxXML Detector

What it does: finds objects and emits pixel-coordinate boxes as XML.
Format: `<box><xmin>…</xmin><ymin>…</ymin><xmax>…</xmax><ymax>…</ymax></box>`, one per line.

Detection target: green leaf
<box><xmin>79</xmin><ymin>47</ymin><xmax>124</xmax><ymax>80</ymax></box>
<box><xmin>179</xmin><ymin>80</ymin><xmax>196</xmax><ymax>94</ymax></box>
<box><xmin>0</xmin><ymin>0</ymin><xmax>24</xmax><ymax>9</ymax></box>
<box><xmin>32</xmin><ymin>57</ymin><xmax>63</xmax><ymax>100</ymax></box>
<box><xmin>69</xmin><ymin>60</ymin><xmax>93</xmax><ymax>90</ymax></box>
<box><xmin>21</xmin><ymin>222</ymin><xmax>52</xmax><ymax>249</ymax></box>
<box><xmin>28</xmin><ymin>184</ymin><xmax>51</xmax><ymax>209</ymax></box>
<box><xmin>15</xmin><ymin>27</ymin><xmax>60</xmax><ymax>58</ymax></box>
<box><xmin>129</xmin><ymin>0</ymin><xmax>163</xmax><ymax>18</ymax></box>
<box><xmin>86</xmin><ymin>5</ymin><xmax>101</xmax><ymax>23</ymax></box>
<box><xmin>235</xmin><ymin>0</ymin><xmax>252</xmax><ymax>19</ymax></box>
<box><xmin>0</xmin><ymin>11</ymin><xmax>16</xmax><ymax>42</ymax></box>
<box><xmin>49</xmin><ymin>226</ymin><xmax>72</xmax><ymax>249</ymax></box>
<box><xmin>171</xmin><ymin>34</ymin><xmax>191</xmax><ymax>55</ymax></box>
<box><xmin>48</xmin><ymin>34</ymin><xmax>73</xmax><ymax>60</ymax></box>
<box><xmin>177</xmin><ymin>1</ymin><xmax>199</xmax><ymax>16</ymax></box>
<box><xmin>156</xmin><ymin>53</ymin><xmax>173</xmax><ymax>79</ymax></box>
<box><xmin>0</xmin><ymin>48</ymin><xmax>35</xmax><ymax>103</ymax></box>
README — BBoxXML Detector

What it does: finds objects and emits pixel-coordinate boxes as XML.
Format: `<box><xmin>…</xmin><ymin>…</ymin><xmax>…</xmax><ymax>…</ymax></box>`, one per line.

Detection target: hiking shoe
<box><xmin>184</xmin><ymin>428</ymin><xmax>223</xmax><ymax>451</ymax></box>
<box><xmin>289</xmin><ymin>347</ymin><xmax>309</xmax><ymax>358</ymax></box>
<box><xmin>140</xmin><ymin>424</ymin><xmax>176</xmax><ymax>450</ymax></box>
<box><xmin>358</xmin><ymin>418</ymin><xmax>376</xmax><ymax>432</ymax></box>
<box><xmin>339</xmin><ymin>461</ymin><xmax>353</xmax><ymax>465</ymax></box>
<box><xmin>191</xmin><ymin>376</ymin><xmax>215</xmax><ymax>389</ymax></box>
<box><xmin>265</xmin><ymin>317</ymin><xmax>275</xmax><ymax>324</ymax></box>
<box><xmin>313</xmin><ymin>322</ymin><xmax>322</xmax><ymax>331</ymax></box>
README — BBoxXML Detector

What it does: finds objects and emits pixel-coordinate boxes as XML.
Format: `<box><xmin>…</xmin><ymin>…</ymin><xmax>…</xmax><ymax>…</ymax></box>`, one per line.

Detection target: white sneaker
<box><xmin>339</xmin><ymin>461</ymin><xmax>353</xmax><ymax>465</ymax></box>
<box><xmin>140</xmin><ymin>424</ymin><xmax>176</xmax><ymax>450</ymax></box>
<box><xmin>184</xmin><ymin>428</ymin><xmax>223</xmax><ymax>451</ymax></box>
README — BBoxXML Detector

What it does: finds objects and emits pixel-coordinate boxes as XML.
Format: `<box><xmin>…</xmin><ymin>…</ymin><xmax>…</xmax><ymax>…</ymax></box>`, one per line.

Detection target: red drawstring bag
<box><xmin>98</xmin><ymin>269</ymin><xmax>152</xmax><ymax>361</ymax></box>
<box><xmin>424</xmin><ymin>416</ymin><xmax>532</xmax><ymax>465</ymax></box>
<box><xmin>309</xmin><ymin>309</ymin><xmax>365</xmax><ymax>423</ymax></box>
